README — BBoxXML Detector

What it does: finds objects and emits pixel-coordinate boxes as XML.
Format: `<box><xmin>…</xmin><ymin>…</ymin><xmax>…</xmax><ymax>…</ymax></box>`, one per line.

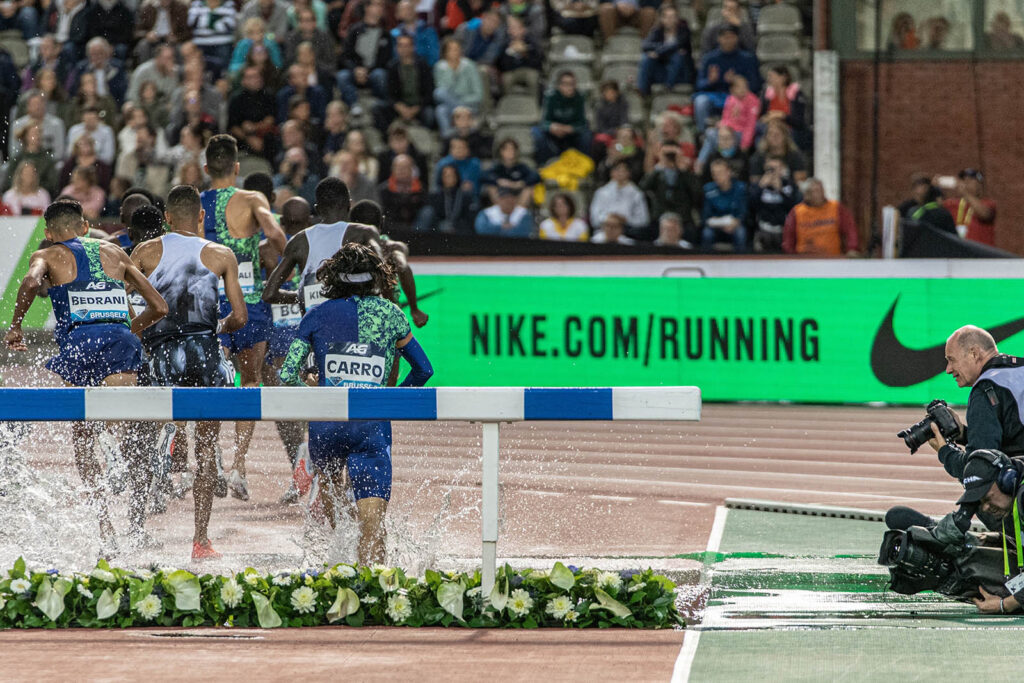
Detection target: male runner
<box><xmin>201</xmin><ymin>134</ymin><xmax>287</xmax><ymax>500</ymax></box>
<box><xmin>105</xmin><ymin>188</ymin><xmax>162</xmax><ymax>251</ymax></box>
<box><xmin>131</xmin><ymin>185</ymin><xmax>248</xmax><ymax>559</ymax></box>
<box><xmin>5</xmin><ymin>199</ymin><xmax>168</xmax><ymax>549</ymax></box>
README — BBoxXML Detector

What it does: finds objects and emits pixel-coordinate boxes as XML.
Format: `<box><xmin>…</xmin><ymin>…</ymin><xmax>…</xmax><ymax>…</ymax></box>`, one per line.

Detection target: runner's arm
<box><xmin>279</xmin><ymin>338</ymin><xmax>312</xmax><ymax>386</ymax></box>
<box><xmin>263</xmin><ymin>235</ymin><xmax>304</xmax><ymax>305</ymax></box>
<box><xmin>4</xmin><ymin>254</ymin><xmax>49</xmax><ymax>350</ymax></box>
<box><xmin>121</xmin><ymin>259</ymin><xmax>169</xmax><ymax>336</ymax></box>
<box><xmin>397</xmin><ymin>263</ymin><xmax>428</xmax><ymax>327</ymax></box>
<box><xmin>396</xmin><ymin>334</ymin><xmax>433</xmax><ymax>387</ymax></box>
<box><xmin>251</xmin><ymin>192</ymin><xmax>287</xmax><ymax>253</ymax></box>
<box><xmin>213</xmin><ymin>246</ymin><xmax>248</xmax><ymax>334</ymax></box>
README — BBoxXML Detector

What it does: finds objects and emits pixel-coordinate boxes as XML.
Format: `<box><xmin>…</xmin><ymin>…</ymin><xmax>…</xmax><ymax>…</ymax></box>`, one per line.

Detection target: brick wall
<box><xmin>840</xmin><ymin>60</ymin><xmax>1024</xmax><ymax>254</ymax></box>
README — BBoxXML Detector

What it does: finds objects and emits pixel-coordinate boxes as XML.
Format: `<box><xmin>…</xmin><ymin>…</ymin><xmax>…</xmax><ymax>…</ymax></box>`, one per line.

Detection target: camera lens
<box><xmin>898</xmin><ymin>416</ymin><xmax>934</xmax><ymax>454</ymax></box>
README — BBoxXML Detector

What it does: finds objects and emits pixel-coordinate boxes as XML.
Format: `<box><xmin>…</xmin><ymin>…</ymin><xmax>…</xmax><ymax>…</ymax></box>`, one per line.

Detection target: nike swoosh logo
<box><xmin>871</xmin><ymin>295</ymin><xmax>1024</xmax><ymax>387</ymax></box>
<box><xmin>398</xmin><ymin>288</ymin><xmax>444</xmax><ymax>310</ymax></box>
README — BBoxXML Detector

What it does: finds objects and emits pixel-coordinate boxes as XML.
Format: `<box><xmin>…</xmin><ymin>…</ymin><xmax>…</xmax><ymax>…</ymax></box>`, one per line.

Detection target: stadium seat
<box><xmin>548</xmin><ymin>63</ymin><xmax>594</xmax><ymax>92</ymax></box>
<box><xmin>756</xmin><ymin>3</ymin><xmax>803</xmax><ymax>34</ymax></box>
<box><xmin>624</xmin><ymin>91</ymin><xmax>646</xmax><ymax>126</ymax></box>
<box><xmin>757</xmin><ymin>33</ymin><xmax>802</xmax><ymax>64</ymax></box>
<box><xmin>548</xmin><ymin>35</ymin><xmax>595</xmax><ymax>64</ymax></box>
<box><xmin>237</xmin><ymin>154</ymin><xmax>272</xmax><ymax>180</ymax></box>
<box><xmin>600</xmin><ymin>63</ymin><xmax>638</xmax><ymax>90</ymax></box>
<box><xmin>0</xmin><ymin>38</ymin><xmax>29</xmax><ymax>68</ymax></box>
<box><xmin>649</xmin><ymin>92</ymin><xmax>693</xmax><ymax>122</ymax></box>
<box><xmin>601</xmin><ymin>35</ymin><xmax>643</xmax><ymax>65</ymax></box>
<box><xmin>493</xmin><ymin>125</ymin><xmax>534</xmax><ymax>158</ymax></box>
<box><xmin>494</xmin><ymin>94</ymin><xmax>541</xmax><ymax>126</ymax></box>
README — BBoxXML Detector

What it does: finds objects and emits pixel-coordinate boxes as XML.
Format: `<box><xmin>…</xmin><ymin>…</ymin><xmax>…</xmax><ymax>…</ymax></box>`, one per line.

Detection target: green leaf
<box><xmin>424</xmin><ymin>570</ymin><xmax>441</xmax><ymax>587</ymax></box>
<box><xmin>593</xmin><ymin>588</ymin><xmax>632</xmax><ymax>618</ymax></box>
<box><xmin>327</xmin><ymin>588</ymin><xmax>360</xmax><ymax>623</ymax></box>
<box><xmin>34</xmin><ymin>578</ymin><xmax>66</xmax><ymax>622</ymax></box>
<box><xmin>487</xmin><ymin>577</ymin><xmax>509</xmax><ymax>612</ymax></box>
<box><xmin>251</xmin><ymin>593</ymin><xmax>282</xmax><ymax>628</ymax></box>
<box><xmin>164</xmin><ymin>571</ymin><xmax>201</xmax><ymax>612</ymax></box>
<box><xmin>549</xmin><ymin>562</ymin><xmax>575</xmax><ymax>592</ymax></box>
<box><xmin>437</xmin><ymin>581</ymin><xmax>466</xmax><ymax>621</ymax></box>
<box><xmin>96</xmin><ymin>588</ymin><xmax>122</xmax><ymax>620</ymax></box>
<box><xmin>523</xmin><ymin>615</ymin><xmax>538</xmax><ymax>629</ymax></box>
<box><xmin>345</xmin><ymin>610</ymin><xmax>365</xmax><ymax>627</ymax></box>
<box><xmin>129</xmin><ymin>579</ymin><xmax>154</xmax><ymax>609</ymax></box>
<box><xmin>12</xmin><ymin>557</ymin><xmax>25</xmax><ymax>579</ymax></box>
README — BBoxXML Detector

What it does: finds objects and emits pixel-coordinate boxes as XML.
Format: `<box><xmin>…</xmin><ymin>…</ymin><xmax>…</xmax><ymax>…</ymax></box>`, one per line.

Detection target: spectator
<box><xmin>599</xmin><ymin>0</ymin><xmax>657</xmax><ymax>39</ymax></box>
<box><xmin>391</xmin><ymin>0</ymin><xmax>440</xmax><ymax>66</ymax></box>
<box><xmin>342</xmin><ymin>129</ymin><xmax>379</xmax><ymax>182</ymax></box>
<box><xmin>496</xmin><ymin>16</ymin><xmax>542</xmax><ymax>95</ymax></box>
<box><xmin>58</xmin><ymin>134</ymin><xmax>112</xmax><ymax>191</ymax></box>
<box><xmin>443</xmin><ymin>106</ymin><xmax>491</xmax><ymax>158</ymax></box>
<box><xmin>986</xmin><ymin>12</ymin><xmax>1024</xmax><ymax>51</ymax></box>
<box><xmin>134</xmin><ymin>0</ymin><xmax>192</xmax><ymax>63</ymax></box>
<box><xmin>693</xmin><ymin>26</ymin><xmax>761</xmax><ymax>132</ymax></box>
<box><xmin>231</xmin><ymin>40</ymin><xmax>281</xmax><ymax>94</ymax></box>
<box><xmin>550</xmin><ymin>0</ymin><xmax>598</xmax><ymax>37</ymax></box>
<box><xmin>458</xmin><ymin>8</ymin><xmax>506</xmax><ymax>68</ymax></box>
<box><xmin>7</xmin><ymin>125</ymin><xmax>58</xmax><ymax>194</ymax></box>
<box><xmin>433</xmin><ymin>38</ymin><xmax>483</xmax><ymax>138</ymax></box>
<box><xmin>700</xmin><ymin>0</ymin><xmax>755</xmax><ymax>54</ymax></box>
<box><xmin>590</xmin><ymin>159</ymin><xmax>649</xmax><ymax>237</ymax></box>
<box><xmin>3</xmin><ymin>162</ymin><xmax>51</xmax><ymax>215</ymax></box>
<box><xmin>922</xmin><ymin>16</ymin><xmax>951</xmax><ymax>50</ymax></box>
<box><xmin>176</xmin><ymin>159</ymin><xmax>207</xmax><ymax>188</ymax></box>
<box><xmin>533</xmin><ymin>70</ymin><xmax>590</xmax><ymax>165</ymax></box>
<box><xmin>887</xmin><ymin>12</ymin><xmax>918</xmax><ymax>51</ymax></box>
<box><xmin>138</xmin><ymin>81</ymin><xmax>172</xmax><ymax>132</ymax></box>
<box><xmin>719</xmin><ymin>74</ymin><xmax>760</xmax><ymax>151</ymax></box>
<box><xmin>336</xmin><ymin>0</ymin><xmax>392</xmax><ymax>108</ymax></box>
<box><xmin>166</xmin><ymin>124</ymin><xmax>208</xmax><ymax>179</ymax></box>
<box><xmin>22</xmin><ymin>35</ymin><xmax>65</xmax><ymax>91</ymax></box>
<box><xmin>277</xmin><ymin>64</ymin><xmax>328</xmax><ymax>124</ymax></box>
<box><xmin>117</xmin><ymin>106</ymin><xmax>169</xmax><ymax>158</ymax></box>
<box><xmin>67</xmin><ymin>37</ymin><xmax>128</xmax><ymax>104</ymax></box>
<box><xmin>10</xmin><ymin>90</ymin><xmax>65</xmax><ymax>160</ymax></box>
<box><xmin>60</xmin><ymin>165</ymin><xmax>106</xmax><ymax>219</ymax></box>
<box><xmin>322</xmin><ymin>100</ymin><xmax>351</xmax><ymax>159</ymax></box>
<box><xmin>482</xmin><ymin>137</ymin><xmax>539</xmax><ymax>207</ymax></box>
<box><xmin>641</xmin><ymin>143</ymin><xmax>702</xmax><ymax>243</ymax></box>
<box><xmin>64</xmin><ymin>71</ymin><xmax>119</xmax><ymax>129</ymax></box>
<box><xmin>654</xmin><ymin>212</ymin><xmax>692</xmax><ymax>249</ymax></box>
<box><xmin>20</xmin><ymin>68</ymin><xmax>69</xmax><ymax>123</ymax></box>
<box><xmin>229</xmin><ymin>16</ymin><xmax>284</xmax><ymax>76</ymax></box>
<box><xmin>376</xmin><ymin>123</ymin><xmax>429</xmax><ymax>183</ymax></box>
<box><xmin>638</xmin><ymin>5</ymin><xmax>694</xmax><ymax>96</ymax></box>
<box><xmin>498</xmin><ymin>0</ymin><xmax>546</xmax><ymax>47</ymax></box>
<box><xmin>759</xmin><ymin>65</ymin><xmax>810</xmax><ymax>151</ymax></box>
<box><xmin>167</xmin><ymin>57</ymin><xmax>221</xmax><ymax>126</ymax></box>
<box><xmin>373</xmin><ymin>33</ymin><xmax>435</xmax><ymax>130</ymax></box>
<box><xmin>228</xmin><ymin>65</ymin><xmax>277</xmax><ymax>159</ymax></box>
<box><xmin>287</xmin><ymin>0</ymin><xmax>327</xmax><ymax>32</ymax></box>
<box><xmin>333</xmin><ymin>150</ymin><xmax>379</xmax><ymax>204</ymax></box>
<box><xmin>285</xmin><ymin>6</ymin><xmax>335</xmax><ymax>66</ymax></box>
<box><xmin>85</xmin><ymin>0</ymin><xmax>135</xmax><ymax>57</ymax></box>
<box><xmin>593</xmin><ymin>81</ymin><xmax>629</xmax><ymax>144</ymax></box>
<box><xmin>475</xmin><ymin>186</ymin><xmax>533</xmax><ymax>237</ymax></box>
<box><xmin>53</xmin><ymin>0</ymin><xmax>92</xmax><ymax>67</ymax></box>
<box><xmin>783</xmin><ymin>178</ymin><xmax>859</xmax><ymax>256</ymax></box>
<box><xmin>539</xmin><ymin>192</ymin><xmax>588</xmax><ymax>241</ymax></box>
<box><xmin>273</xmin><ymin>146</ymin><xmax>319</xmax><ymax>203</ymax></box>
<box><xmin>67</xmin><ymin>105</ymin><xmax>116</xmax><ymax>164</ymax></box>
<box><xmin>417</xmin><ymin>163</ymin><xmax>475</xmax><ymax>233</ymax></box>
<box><xmin>897</xmin><ymin>173</ymin><xmax>955</xmax><ymax>234</ymax></box>
<box><xmin>165</xmin><ymin>85</ymin><xmax>218</xmax><ymax>145</ymax></box>
<box><xmin>126</xmin><ymin>45</ymin><xmax>180</xmax><ymax>106</ymax></box>
<box><xmin>276</xmin><ymin>118</ymin><xmax>321</xmax><ymax>174</ymax></box>
<box><xmin>942</xmin><ymin>168</ymin><xmax>997</xmax><ymax>246</ymax></box>
<box><xmin>748</xmin><ymin>119</ymin><xmax>807</xmax><ymax>184</ymax></box>
<box><xmin>591</xmin><ymin>213</ymin><xmax>634</xmax><ymax>244</ymax></box>
<box><xmin>701</xmin><ymin>158</ymin><xmax>747</xmax><ymax>253</ymax></box>
<box><xmin>0</xmin><ymin>0</ymin><xmax>41</xmax><ymax>39</ymax></box>
<box><xmin>435</xmin><ymin>136</ymin><xmax>481</xmax><ymax>197</ymax></box>
<box><xmin>441</xmin><ymin>0</ymin><xmax>484</xmax><ymax>34</ymax></box>
<box><xmin>188</xmin><ymin>0</ymin><xmax>238</xmax><ymax>72</ymax></box>
<box><xmin>239</xmin><ymin>0</ymin><xmax>289</xmax><ymax>42</ymax></box>
<box><xmin>596</xmin><ymin>124</ymin><xmax>644</xmax><ymax>184</ymax></box>
<box><xmin>748</xmin><ymin>157</ymin><xmax>801</xmax><ymax>253</ymax></box>
<box><xmin>292</xmin><ymin>41</ymin><xmax>334</xmax><ymax>92</ymax></box>
<box><xmin>644</xmin><ymin>109</ymin><xmax>693</xmax><ymax>173</ymax></box>
<box><xmin>378</xmin><ymin>153</ymin><xmax>426</xmax><ymax>230</ymax></box>
<box><xmin>697</xmin><ymin>124</ymin><xmax>748</xmax><ymax>184</ymax></box>
<box><xmin>115</xmin><ymin>123</ymin><xmax>171</xmax><ymax>198</ymax></box>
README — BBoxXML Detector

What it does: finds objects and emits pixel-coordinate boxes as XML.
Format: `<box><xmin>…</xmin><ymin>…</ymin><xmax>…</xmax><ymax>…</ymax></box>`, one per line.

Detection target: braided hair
<box><xmin>317</xmin><ymin>242</ymin><xmax>396</xmax><ymax>301</ymax></box>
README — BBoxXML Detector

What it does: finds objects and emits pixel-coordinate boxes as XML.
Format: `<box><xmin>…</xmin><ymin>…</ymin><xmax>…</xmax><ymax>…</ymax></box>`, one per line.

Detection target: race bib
<box><xmin>271</xmin><ymin>302</ymin><xmax>301</xmax><ymax>327</ymax></box>
<box><xmin>128</xmin><ymin>291</ymin><xmax>147</xmax><ymax>316</ymax></box>
<box><xmin>323</xmin><ymin>342</ymin><xmax>387</xmax><ymax>387</ymax></box>
<box><xmin>1007</xmin><ymin>573</ymin><xmax>1024</xmax><ymax>595</ymax></box>
<box><xmin>67</xmin><ymin>282</ymin><xmax>130</xmax><ymax>325</ymax></box>
<box><xmin>303</xmin><ymin>283</ymin><xmax>325</xmax><ymax>311</ymax></box>
<box><xmin>219</xmin><ymin>260</ymin><xmax>255</xmax><ymax>297</ymax></box>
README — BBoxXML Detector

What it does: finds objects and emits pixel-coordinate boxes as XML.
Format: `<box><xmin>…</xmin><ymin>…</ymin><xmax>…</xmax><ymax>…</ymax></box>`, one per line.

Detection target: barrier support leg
<box><xmin>481</xmin><ymin>421</ymin><xmax>500</xmax><ymax>596</ymax></box>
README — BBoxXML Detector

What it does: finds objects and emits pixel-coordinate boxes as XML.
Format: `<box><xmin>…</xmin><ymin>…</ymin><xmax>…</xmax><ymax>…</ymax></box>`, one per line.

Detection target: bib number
<box><xmin>68</xmin><ymin>283</ymin><xmax>130</xmax><ymax>324</ymax></box>
<box><xmin>324</xmin><ymin>342</ymin><xmax>387</xmax><ymax>386</ymax></box>
<box><xmin>128</xmin><ymin>291</ymin><xmax>147</xmax><ymax>316</ymax></box>
<box><xmin>219</xmin><ymin>260</ymin><xmax>255</xmax><ymax>297</ymax></box>
<box><xmin>303</xmin><ymin>283</ymin><xmax>325</xmax><ymax>311</ymax></box>
<box><xmin>1007</xmin><ymin>573</ymin><xmax>1024</xmax><ymax>595</ymax></box>
<box><xmin>272</xmin><ymin>302</ymin><xmax>301</xmax><ymax>327</ymax></box>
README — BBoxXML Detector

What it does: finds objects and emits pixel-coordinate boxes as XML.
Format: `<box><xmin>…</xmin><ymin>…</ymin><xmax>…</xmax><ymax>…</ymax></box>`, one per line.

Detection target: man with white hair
<box><xmin>68</xmin><ymin>37</ymin><xmax>128</xmax><ymax>104</ymax></box>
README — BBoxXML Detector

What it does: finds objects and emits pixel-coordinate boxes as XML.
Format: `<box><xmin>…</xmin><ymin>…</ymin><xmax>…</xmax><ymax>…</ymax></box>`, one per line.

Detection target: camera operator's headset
<box><xmin>968</xmin><ymin>449</ymin><xmax>1019</xmax><ymax>496</ymax></box>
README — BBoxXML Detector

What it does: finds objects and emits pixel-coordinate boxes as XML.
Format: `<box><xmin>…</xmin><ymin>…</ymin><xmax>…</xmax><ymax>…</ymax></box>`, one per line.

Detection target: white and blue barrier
<box><xmin>1</xmin><ymin>386</ymin><xmax>702</xmax><ymax>591</ymax></box>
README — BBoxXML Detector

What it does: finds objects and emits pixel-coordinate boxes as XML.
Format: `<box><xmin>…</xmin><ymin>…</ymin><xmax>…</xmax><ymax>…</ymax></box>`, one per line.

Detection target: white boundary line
<box><xmin>670</xmin><ymin>505</ymin><xmax>728</xmax><ymax>683</ymax></box>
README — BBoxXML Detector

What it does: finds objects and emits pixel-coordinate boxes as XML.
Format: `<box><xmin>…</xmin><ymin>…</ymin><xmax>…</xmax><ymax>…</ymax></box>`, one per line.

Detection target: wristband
<box><xmin>1000</xmin><ymin>598</ymin><xmax>1005</xmax><ymax>614</ymax></box>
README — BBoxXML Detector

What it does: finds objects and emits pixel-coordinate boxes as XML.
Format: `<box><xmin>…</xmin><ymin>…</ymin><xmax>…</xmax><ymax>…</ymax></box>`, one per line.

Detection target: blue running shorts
<box><xmin>218</xmin><ymin>301</ymin><xmax>273</xmax><ymax>353</ymax></box>
<box><xmin>308</xmin><ymin>420</ymin><xmax>392</xmax><ymax>501</ymax></box>
<box><xmin>47</xmin><ymin>323</ymin><xmax>144</xmax><ymax>386</ymax></box>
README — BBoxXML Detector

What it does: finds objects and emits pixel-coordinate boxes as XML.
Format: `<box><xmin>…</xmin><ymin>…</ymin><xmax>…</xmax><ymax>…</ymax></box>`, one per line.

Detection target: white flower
<box><xmin>135</xmin><ymin>595</ymin><xmax>163</xmax><ymax>620</ymax></box>
<box><xmin>545</xmin><ymin>595</ymin><xmax>573</xmax><ymax>620</ymax></box>
<box><xmin>529</xmin><ymin>569</ymin><xmax>549</xmax><ymax>579</ymax></box>
<box><xmin>9</xmin><ymin>578</ymin><xmax>31</xmax><ymax>594</ymax></box>
<box><xmin>386</xmin><ymin>594</ymin><xmax>412</xmax><ymax>622</ymax></box>
<box><xmin>371</xmin><ymin>563</ymin><xmax>388</xmax><ymax>575</ymax></box>
<box><xmin>220</xmin><ymin>580</ymin><xmax>243</xmax><ymax>609</ymax></box>
<box><xmin>243</xmin><ymin>572</ymin><xmax>260</xmax><ymax>587</ymax></box>
<box><xmin>136</xmin><ymin>569</ymin><xmax>154</xmax><ymax>580</ymax></box>
<box><xmin>362</xmin><ymin>595</ymin><xmax>378</xmax><ymax>604</ymax></box>
<box><xmin>597</xmin><ymin>572</ymin><xmax>622</xmax><ymax>591</ymax></box>
<box><xmin>273</xmin><ymin>574</ymin><xmax>293</xmax><ymax>587</ymax></box>
<box><xmin>76</xmin><ymin>584</ymin><xmax>94</xmax><ymax>600</ymax></box>
<box><xmin>336</xmin><ymin>565</ymin><xmax>356</xmax><ymax>579</ymax></box>
<box><xmin>564</xmin><ymin>610</ymin><xmax>579</xmax><ymax>622</ymax></box>
<box><xmin>290</xmin><ymin>586</ymin><xmax>318</xmax><ymax>614</ymax></box>
<box><xmin>508</xmin><ymin>589</ymin><xmax>534</xmax><ymax>617</ymax></box>
<box><xmin>90</xmin><ymin>569</ymin><xmax>116</xmax><ymax>584</ymax></box>
<box><xmin>628</xmin><ymin>583</ymin><xmax>644</xmax><ymax>593</ymax></box>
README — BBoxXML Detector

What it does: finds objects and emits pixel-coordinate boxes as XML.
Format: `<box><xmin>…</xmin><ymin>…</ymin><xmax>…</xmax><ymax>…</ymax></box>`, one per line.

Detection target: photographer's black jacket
<box><xmin>940</xmin><ymin>355</ymin><xmax>1024</xmax><ymax>479</ymax></box>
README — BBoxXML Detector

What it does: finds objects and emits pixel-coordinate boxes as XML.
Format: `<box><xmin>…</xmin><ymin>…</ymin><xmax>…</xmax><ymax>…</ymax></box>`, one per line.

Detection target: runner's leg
<box><xmin>193</xmin><ymin>420</ymin><xmax>220</xmax><ymax>544</ymax></box>
<box><xmin>356</xmin><ymin>497</ymin><xmax>388</xmax><ymax>565</ymax></box>
<box><xmin>229</xmin><ymin>341</ymin><xmax>266</xmax><ymax>479</ymax></box>
<box><xmin>102</xmin><ymin>371</ymin><xmax>153</xmax><ymax>537</ymax></box>
<box><xmin>71</xmin><ymin>420</ymin><xmax>113</xmax><ymax>540</ymax></box>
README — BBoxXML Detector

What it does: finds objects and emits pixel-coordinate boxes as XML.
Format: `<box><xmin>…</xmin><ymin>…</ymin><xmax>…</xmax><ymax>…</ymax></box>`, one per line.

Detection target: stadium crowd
<box><xmin>0</xmin><ymin>0</ymin><xmax>879</xmax><ymax>255</ymax></box>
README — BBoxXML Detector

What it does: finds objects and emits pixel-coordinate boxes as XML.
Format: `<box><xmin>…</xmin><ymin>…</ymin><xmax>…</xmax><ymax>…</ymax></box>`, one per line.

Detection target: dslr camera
<box><xmin>898</xmin><ymin>399</ymin><xmax>961</xmax><ymax>454</ymax></box>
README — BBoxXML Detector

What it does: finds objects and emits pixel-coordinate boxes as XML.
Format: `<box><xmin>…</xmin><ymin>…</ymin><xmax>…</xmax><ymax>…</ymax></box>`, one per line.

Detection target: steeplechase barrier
<box><xmin>0</xmin><ymin>386</ymin><xmax>702</xmax><ymax>592</ymax></box>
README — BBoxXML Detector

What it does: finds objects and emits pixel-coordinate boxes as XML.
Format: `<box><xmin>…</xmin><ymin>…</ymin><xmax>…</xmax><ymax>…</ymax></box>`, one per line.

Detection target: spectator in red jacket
<box><xmin>942</xmin><ymin>168</ymin><xmax>996</xmax><ymax>246</ymax></box>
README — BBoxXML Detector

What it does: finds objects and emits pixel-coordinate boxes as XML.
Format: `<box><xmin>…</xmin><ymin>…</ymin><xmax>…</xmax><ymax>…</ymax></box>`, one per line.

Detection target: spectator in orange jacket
<box><xmin>782</xmin><ymin>178</ymin><xmax>859</xmax><ymax>256</ymax></box>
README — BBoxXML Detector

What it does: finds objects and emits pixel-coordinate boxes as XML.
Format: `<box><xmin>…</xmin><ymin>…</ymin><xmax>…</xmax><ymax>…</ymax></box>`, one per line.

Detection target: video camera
<box><xmin>897</xmin><ymin>399</ymin><xmax>961</xmax><ymax>454</ymax></box>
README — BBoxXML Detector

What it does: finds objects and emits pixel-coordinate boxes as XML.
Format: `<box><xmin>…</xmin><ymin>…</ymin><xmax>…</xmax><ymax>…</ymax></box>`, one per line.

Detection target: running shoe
<box><xmin>191</xmin><ymin>540</ymin><xmax>222</xmax><ymax>560</ymax></box>
<box><xmin>293</xmin><ymin>447</ymin><xmax>314</xmax><ymax>497</ymax></box>
<box><xmin>228</xmin><ymin>470</ymin><xmax>250</xmax><ymax>501</ymax></box>
<box><xmin>214</xmin><ymin>447</ymin><xmax>228</xmax><ymax>498</ymax></box>
<box><xmin>279</xmin><ymin>483</ymin><xmax>300</xmax><ymax>505</ymax></box>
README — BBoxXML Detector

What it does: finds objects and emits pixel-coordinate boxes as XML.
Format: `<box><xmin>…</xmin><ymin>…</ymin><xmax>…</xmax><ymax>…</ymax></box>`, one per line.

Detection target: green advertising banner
<box><xmin>406</xmin><ymin>275</ymin><xmax>1020</xmax><ymax>404</ymax></box>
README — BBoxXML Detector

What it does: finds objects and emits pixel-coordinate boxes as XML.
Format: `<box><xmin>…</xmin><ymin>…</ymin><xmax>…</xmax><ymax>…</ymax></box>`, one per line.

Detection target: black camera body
<box><xmin>898</xmin><ymin>399</ymin><xmax>961</xmax><ymax>454</ymax></box>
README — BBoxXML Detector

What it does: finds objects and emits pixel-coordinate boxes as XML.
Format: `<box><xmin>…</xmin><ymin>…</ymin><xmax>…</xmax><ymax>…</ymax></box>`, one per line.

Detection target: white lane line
<box><xmin>589</xmin><ymin>494</ymin><xmax>636</xmax><ymax>502</ymax></box>
<box><xmin>671</xmin><ymin>505</ymin><xmax>727</xmax><ymax>683</ymax></box>
<box><xmin>657</xmin><ymin>500</ymin><xmax>709</xmax><ymax>507</ymax></box>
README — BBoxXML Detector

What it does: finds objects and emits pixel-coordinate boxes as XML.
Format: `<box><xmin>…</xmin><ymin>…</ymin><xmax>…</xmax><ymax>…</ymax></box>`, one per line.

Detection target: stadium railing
<box><xmin>0</xmin><ymin>386</ymin><xmax>702</xmax><ymax>592</ymax></box>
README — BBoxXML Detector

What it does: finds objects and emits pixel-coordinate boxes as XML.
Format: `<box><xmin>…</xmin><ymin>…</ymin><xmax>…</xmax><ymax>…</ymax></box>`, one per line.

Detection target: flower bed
<box><xmin>0</xmin><ymin>558</ymin><xmax>684</xmax><ymax>629</ymax></box>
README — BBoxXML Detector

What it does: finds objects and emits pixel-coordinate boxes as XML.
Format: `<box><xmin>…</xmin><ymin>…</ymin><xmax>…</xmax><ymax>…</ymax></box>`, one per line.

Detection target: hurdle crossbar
<box><xmin>0</xmin><ymin>386</ymin><xmax>702</xmax><ymax>592</ymax></box>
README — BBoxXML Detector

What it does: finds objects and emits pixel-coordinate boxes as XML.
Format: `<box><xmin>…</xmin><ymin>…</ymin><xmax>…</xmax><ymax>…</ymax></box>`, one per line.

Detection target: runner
<box><xmin>131</xmin><ymin>185</ymin><xmax>248</xmax><ymax>560</ymax></box>
<box><xmin>279</xmin><ymin>243</ymin><xmax>433</xmax><ymax>564</ymax></box>
<box><xmin>105</xmin><ymin>187</ymin><xmax>162</xmax><ymax>251</ymax></box>
<box><xmin>4</xmin><ymin>199</ymin><xmax>168</xmax><ymax>550</ymax></box>
<box><xmin>201</xmin><ymin>134</ymin><xmax>287</xmax><ymax>501</ymax></box>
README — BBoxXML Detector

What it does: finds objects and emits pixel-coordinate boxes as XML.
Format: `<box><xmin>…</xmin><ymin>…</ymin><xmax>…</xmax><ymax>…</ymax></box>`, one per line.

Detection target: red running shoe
<box><xmin>191</xmin><ymin>540</ymin><xmax>222</xmax><ymax>560</ymax></box>
<box><xmin>293</xmin><ymin>455</ymin><xmax>314</xmax><ymax>497</ymax></box>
